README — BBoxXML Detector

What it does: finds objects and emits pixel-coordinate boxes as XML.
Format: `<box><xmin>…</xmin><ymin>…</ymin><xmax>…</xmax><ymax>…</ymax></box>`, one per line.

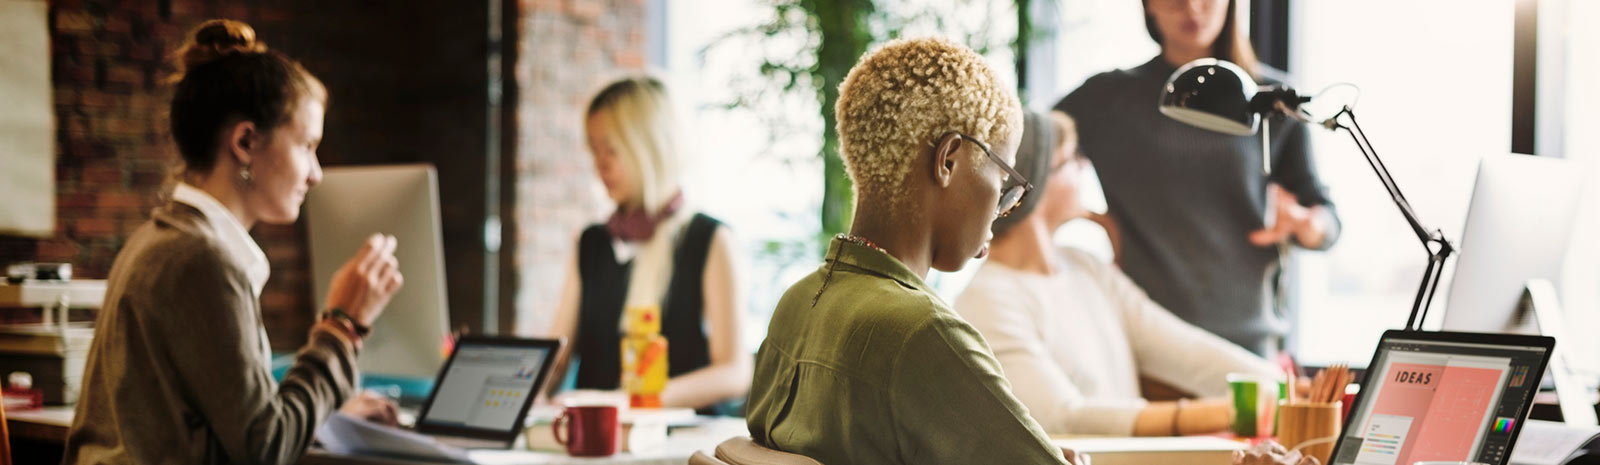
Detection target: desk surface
<box><xmin>5</xmin><ymin>405</ymin><xmax>74</xmax><ymax>443</ymax></box>
<box><xmin>302</xmin><ymin>417</ymin><xmax>746</xmax><ymax>465</ymax></box>
<box><xmin>7</xmin><ymin>405</ymin><xmax>746</xmax><ymax>465</ymax></box>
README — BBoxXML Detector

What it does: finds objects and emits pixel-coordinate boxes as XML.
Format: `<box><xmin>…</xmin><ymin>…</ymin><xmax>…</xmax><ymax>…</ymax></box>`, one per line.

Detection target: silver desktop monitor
<box><xmin>1441</xmin><ymin>153</ymin><xmax>1584</xmax><ymax>333</ymax></box>
<box><xmin>306</xmin><ymin>164</ymin><xmax>450</xmax><ymax>378</ymax></box>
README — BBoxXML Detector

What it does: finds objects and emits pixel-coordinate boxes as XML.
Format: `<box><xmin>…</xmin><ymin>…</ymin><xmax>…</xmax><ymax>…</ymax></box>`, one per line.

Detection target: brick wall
<box><xmin>0</xmin><ymin>0</ymin><xmax>503</xmax><ymax>350</ymax></box>
<box><xmin>0</xmin><ymin>0</ymin><xmax>638</xmax><ymax>346</ymax></box>
<box><xmin>0</xmin><ymin>0</ymin><xmax>319</xmax><ymax>348</ymax></box>
<box><xmin>513</xmin><ymin>0</ymin><xmax>648</xmax><ymax>334</ymax></box>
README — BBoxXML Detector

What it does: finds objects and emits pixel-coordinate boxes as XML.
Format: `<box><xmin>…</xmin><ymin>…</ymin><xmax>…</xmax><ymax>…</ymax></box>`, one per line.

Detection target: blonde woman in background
<box><xmin>544</xmin><ymin>76</ymin><xmax>751</xmax><ymax>412</ymax></box>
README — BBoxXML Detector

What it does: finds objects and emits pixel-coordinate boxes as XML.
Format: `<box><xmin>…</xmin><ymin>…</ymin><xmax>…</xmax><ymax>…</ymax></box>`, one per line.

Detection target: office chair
<box><xmin>1085</xmin><ymin>212</ymin><xmax>1123</xmax><ymax>266</ymax></box>
<box><xmin>687</xmin><ymin>437</ymin><xmax>823</xmax><ymax>465</ymax></box>
<box><xmin>0</xmin><ymin>404</ymin><xmax>11</xmax><ymax>465</ymax></box>
<box><xmin>688</xmin><ymin>450</ymin><xmax>728</xmax><ymax>465</ymax></box>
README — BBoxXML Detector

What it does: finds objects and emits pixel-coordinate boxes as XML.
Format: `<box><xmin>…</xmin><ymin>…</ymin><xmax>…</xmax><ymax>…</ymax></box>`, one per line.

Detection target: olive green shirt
<box><xmin>746</xmin><ymin>238</ymin><xmax>1068</xmax><ymax>465</ymax></box>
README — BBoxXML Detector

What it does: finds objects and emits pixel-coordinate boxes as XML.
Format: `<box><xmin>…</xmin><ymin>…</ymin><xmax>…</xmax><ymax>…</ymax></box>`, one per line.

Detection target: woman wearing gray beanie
<box><xmin>953</xmin><ymin>109</ymin><xmax>1285</xmax><ymax>437</ymax></box>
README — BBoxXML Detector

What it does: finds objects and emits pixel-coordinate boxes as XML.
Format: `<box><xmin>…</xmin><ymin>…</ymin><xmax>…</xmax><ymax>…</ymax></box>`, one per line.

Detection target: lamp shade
<box><xmin>1159</xmin><ymin>58</ymin><xmax>1259</xmax><ymax>136</ymax></box>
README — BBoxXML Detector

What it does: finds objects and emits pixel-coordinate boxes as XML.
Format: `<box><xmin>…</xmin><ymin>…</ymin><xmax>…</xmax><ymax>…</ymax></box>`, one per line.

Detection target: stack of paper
<box><xmin>1510</xmin><ymin>420</ymin><xmax>1600</xmax><ymax>465</ymax></box>
<box><xmin>1053</xmin><ymin>436</ymin><xmax>1246</xmax><ymax>465</ymax></box>
<box><xmin>316</xmin><ymin>412</ymin><xmax>473</xmax><ymax>463</ymax></box>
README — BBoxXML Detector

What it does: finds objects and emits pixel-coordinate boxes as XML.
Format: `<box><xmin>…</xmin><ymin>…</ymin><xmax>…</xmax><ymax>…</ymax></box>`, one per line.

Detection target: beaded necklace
<box><xmin>812</xmin><ymin>233</ymin><xmax>888</xmax><ymax>306</ymax></box>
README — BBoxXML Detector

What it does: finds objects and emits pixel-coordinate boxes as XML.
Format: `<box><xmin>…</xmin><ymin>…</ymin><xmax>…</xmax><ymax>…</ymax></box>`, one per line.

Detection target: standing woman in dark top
<box><xmin>1054</xmin><ymin>0</ymin><xmax>1340</xmax><ymax>356</ymax></box>
<box><xmin>544</xmin><ymin>76</ymin><xmax>751</xmax><ymax>411</ymax></box>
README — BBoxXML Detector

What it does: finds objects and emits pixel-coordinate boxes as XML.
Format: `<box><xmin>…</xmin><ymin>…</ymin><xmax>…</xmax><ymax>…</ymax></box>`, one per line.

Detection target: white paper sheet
<box><xmin>316</xmin><ymin>412</ymin><xmax>474</xmax><ymax>463</ymax></box>
<box><xmin>0</xmin><ymin>0</ymin><xmax>55</xmax><ymax>237</ymax></box>
<box><xmin>1510</xmin><ymin>420</ymin><xmax>1600</xmax><ymax>465</ymax></box>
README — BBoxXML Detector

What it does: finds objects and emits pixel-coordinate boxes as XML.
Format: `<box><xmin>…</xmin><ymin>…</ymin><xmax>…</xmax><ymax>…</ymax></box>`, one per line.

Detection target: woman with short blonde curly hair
<box><xmin>744</xmin><ymin>36</ymin><xmax>1316</xmax><ymax>465</ymax></box>
<box><xmin>744</xmin><ymin>36</ymin><xmax>1079</xmax><ymax>465</ymax></box>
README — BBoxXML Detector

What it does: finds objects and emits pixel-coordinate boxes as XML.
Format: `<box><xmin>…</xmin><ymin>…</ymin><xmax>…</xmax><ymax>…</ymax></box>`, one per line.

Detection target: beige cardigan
<box><xmin>64</xmin><ymin>200</ymin><xmax>360</xmax><ymax>465</ymax></box>
<box><xmin>954</xmin><ymin>247</ymin><xmax>1282</xmax><ymax>435</ymax></box>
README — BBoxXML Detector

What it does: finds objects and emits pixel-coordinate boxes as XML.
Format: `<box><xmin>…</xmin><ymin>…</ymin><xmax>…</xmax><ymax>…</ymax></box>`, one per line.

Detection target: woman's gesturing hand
<box><xmin>325</xmin><ymin>233</ymin><xmax>404</xmax><ymax>328</ymax></box>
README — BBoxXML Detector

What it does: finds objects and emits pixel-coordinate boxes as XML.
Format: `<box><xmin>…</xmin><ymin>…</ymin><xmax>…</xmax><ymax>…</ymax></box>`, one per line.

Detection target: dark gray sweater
<box><xmin>1055</xmin><ymin>57</ymin><xmax>1340</xmax><ymax>356</ymax></box>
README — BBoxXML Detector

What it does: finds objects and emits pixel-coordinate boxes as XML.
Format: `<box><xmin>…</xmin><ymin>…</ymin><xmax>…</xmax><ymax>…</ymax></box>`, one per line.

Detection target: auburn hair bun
<box><xmin>175</xmin><ymin>19</ymin><xmax>268</xmax><ymax>77</ymax></box>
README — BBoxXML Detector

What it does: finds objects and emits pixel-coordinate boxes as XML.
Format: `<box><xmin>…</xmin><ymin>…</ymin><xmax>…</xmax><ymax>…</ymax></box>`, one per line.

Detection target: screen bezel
<box><xmin>1328</xmin><ymin>330</ymin><xmax>1555</xmax><ymax>465</ymax></box>
<box><xmin>413</xmin><ymin>335</ymin><xmax>562</xmax><ymax>443</ymax></box>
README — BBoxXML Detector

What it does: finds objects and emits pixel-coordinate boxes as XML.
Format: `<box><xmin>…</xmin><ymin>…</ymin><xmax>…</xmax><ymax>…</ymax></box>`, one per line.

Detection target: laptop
<box><xmin>1328</xmin><ymin>330</ymin><xmax>1555</xmax><ymax>465</ymax></box>
<box><xmin>316</xmin><ymin>336</ymin><xmax>561</xmax><ymax>462</ymax></box>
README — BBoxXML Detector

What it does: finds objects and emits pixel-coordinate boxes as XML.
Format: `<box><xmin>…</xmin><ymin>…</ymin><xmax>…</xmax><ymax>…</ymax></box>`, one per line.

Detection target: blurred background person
<box><xmin>1054</xmin><ymin>0</ymin><xmax>1340</xmax><ymax>357</ymax></box>
<box><xmin>543</xmin><ymin>76</ymin><xmax>751</xmax><ymax>413</ymax></box>
<box><xmin>955</xmin><ymin>109</ymin><xmax>1282</xmax><ymax>437</ymax></box>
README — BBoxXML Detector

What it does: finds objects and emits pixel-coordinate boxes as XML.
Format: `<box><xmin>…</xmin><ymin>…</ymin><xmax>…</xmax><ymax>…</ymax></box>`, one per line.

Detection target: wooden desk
<box><xmin>301</xmin><ymin>417</ymin><xmax>746</xmax><ymax>465</ymax></box>
<box><xmin>5</xmin><ymin>406</ymin><xmax>73</xmax><ymax>444</ymax></box>
<box><xmin>7</xmin><ymin>405</ymin><xmax>746</xmax><ymax>465</ymax></box>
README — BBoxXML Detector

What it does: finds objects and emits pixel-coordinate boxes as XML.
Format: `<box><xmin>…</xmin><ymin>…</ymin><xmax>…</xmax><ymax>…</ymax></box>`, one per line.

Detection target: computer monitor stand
<box><xmin>1520</xmin><ymin>279</ymin><xmax>1600</xmax><ymax>427</ymax></box>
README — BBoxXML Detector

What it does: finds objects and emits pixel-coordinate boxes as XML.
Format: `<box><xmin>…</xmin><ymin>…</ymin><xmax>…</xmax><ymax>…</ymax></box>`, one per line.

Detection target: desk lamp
<box><xmin>1158</xmin><ymin>58</ymin><xmax>1454</xmax><ymax>331</ymax></box>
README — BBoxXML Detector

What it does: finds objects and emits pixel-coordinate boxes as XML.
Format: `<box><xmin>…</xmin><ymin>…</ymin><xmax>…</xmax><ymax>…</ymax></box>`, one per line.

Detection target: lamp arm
<box><xmin>1324</xmin><ymin>107</ymin><xmax>1432</xmax><ymax>244</ymax></box>
<box><xmin>1320</xmin><ymin>105</ymin><xmax>1457</xmax><ymax>330</ymax></box>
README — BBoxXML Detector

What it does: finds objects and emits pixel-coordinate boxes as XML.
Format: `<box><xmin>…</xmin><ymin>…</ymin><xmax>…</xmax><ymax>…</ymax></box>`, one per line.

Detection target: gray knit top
<box><xmin>1054</xmin><ymin>56</ymin><xmax>1340</xmax><ymax>356</ymax></box>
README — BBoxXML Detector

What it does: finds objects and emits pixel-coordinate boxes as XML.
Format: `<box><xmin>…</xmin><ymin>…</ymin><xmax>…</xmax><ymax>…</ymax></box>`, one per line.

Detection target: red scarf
<box><xmin>606</xmin><ymin>191</ymin><xmax>684</xmax><ymax>242</ymax></box>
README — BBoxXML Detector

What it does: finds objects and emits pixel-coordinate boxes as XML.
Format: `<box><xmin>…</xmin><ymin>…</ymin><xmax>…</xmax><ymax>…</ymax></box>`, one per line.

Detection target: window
<box><xmin>666</xmin><ymin>1</ymin><xmax>1027</xmax><ymax>346</ymax></box>
<box><xmin>1289</xmin><ymin>1</ymin><xmax>1522</xmax><ymax>365</ymax></box>
<box><xmin>666</xmin><ymin>0</ymin><xmax>825</xmax><ymax>352</ymax></box>
<box><xmin>926</xmin><ymin>0</ymin><xmax>1147</xmax><ymax>302</ymax></box>
<box><xmin>1554</xmin><ymin>0</ymin><xmax>1600</xmax><ymax>374</ymax></box>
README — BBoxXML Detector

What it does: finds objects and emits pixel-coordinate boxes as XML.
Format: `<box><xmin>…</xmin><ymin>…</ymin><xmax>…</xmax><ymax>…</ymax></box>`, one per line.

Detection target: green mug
<box><xmin>1228</xmin><ymin>373</ymin><xmax>1281</xmax><ymax>438</ymax></box>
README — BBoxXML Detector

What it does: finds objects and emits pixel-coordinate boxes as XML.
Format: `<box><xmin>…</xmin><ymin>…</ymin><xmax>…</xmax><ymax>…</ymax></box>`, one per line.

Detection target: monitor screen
<box><xmin>417</xmin><ymin>343</ymin><xmax>552</xmax><ymax>432</ymax></box>
<box><xmin>1332</xmin><ymin>336</ymin><xmax>1551</xmax><ymax>465</ymax></box>
<box><xmin>307</xmin><ymin>165</ymin><xmax>451</xmax><ymax>379</ymax></box>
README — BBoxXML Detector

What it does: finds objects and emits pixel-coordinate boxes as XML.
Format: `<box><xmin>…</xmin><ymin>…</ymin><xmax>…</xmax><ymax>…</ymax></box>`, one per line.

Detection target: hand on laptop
<box><xmin>1233</xmin><ymin>441</ymin><xmax>1317</xmax><ymax>465</ymax></box>
<box><xmin>325</xmin><ymin>233</ymin><xmax>404</xmax><ymax>328</ymax></box>
<box><xmin>341</xmin><ymin>390</ymin><xmax>400</xmax><ymax>427</ymax></box>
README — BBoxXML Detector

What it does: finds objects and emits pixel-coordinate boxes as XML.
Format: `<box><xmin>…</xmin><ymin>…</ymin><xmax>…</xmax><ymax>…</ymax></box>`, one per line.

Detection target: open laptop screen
<box><xmin>1330</xmin><ymin>331</ymin><xmax>1553</xmax><ymax>465</ymax></box>
<box><xmin>415</xmin><ymin>337</ymin><xmax>560</xmax><ymax>441</ymax></box>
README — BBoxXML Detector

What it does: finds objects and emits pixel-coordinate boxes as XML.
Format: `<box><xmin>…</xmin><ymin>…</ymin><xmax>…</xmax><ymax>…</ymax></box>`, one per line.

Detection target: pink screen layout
<box><xmin>1361</xmin><ymin>362</ymin><xmax>1504</xmax><ymax>464</ymax></box>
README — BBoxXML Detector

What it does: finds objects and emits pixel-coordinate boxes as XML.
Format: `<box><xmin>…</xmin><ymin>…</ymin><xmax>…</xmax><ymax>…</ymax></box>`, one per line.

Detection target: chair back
<box><xmin>689</xmin><ymin>450</ymin><xmax>730</xmax><ymax>465</ymax></box>
<box><xmin>712</xmin><ymin>437</ymin><xmax>823</xmax><ymax>465</ymax></box>
<box><xmin>0</xmin><ymin>404</ymin><xmax>12</xmax><ymax>465</ymax></box>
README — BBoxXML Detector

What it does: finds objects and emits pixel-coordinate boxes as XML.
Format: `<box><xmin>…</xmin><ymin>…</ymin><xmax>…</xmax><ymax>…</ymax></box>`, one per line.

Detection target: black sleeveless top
<box><xmin>573</xmin><ymin>213</ymin><xmax>721</xmax><ymax>391</ymax></box>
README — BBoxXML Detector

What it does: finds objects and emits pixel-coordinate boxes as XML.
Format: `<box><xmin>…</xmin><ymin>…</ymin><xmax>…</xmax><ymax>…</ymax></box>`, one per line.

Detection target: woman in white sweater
<box><xmin>954</xmin><ymin>109</ymin><xmax>1284</xmax><ymax>437</ymax></box>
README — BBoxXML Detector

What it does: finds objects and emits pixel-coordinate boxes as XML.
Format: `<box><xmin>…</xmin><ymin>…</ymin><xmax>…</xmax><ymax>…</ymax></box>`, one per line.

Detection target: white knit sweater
<box><xmin>953</xmin><ymin>247</ymin><xmax>1282</xmax><ymax>435</ymax></box>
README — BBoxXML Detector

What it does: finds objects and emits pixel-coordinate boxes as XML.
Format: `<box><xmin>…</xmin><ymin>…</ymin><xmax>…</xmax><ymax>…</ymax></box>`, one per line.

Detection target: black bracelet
<box><xmin>325</xmin><ymin>308</ymin><xmax>371</xmax><ymax>338</ymax></box>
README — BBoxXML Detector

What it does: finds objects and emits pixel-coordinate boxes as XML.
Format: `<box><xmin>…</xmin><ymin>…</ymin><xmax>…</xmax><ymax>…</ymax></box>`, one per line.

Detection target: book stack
<box><xmin>1053</xmin><ymin>436</ymin><xmax>1247</xmax><ymax>465</ymax></box>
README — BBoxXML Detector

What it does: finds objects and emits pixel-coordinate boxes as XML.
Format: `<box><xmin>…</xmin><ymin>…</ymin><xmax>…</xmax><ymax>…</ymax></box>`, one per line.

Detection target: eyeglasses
<box><xmin>953</xmin><ymin>132</ymin><xmax>1033</xmax><ymax>218</ymax></box>
<box><xmin>1051</xmin><ymin>150</ymin><xmax>1086</xmax><ymax>174</ymax></box>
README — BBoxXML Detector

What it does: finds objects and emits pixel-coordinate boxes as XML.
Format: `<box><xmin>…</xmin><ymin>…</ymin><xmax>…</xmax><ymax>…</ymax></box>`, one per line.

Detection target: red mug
<box><xmin>551</xmin><ymin>404</ymin><xmax>620</xmax><ymax>457</ymax></box>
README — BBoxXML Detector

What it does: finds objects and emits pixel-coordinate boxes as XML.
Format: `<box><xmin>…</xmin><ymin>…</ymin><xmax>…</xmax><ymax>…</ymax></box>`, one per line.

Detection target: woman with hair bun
<box><xmin>65</xmin><ymin>19</ymin><xmax>404</xmax><ymax>465</ymax></box>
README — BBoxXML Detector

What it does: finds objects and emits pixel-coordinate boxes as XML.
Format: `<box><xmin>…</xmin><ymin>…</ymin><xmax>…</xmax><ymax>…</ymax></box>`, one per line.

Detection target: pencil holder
<box><xmin>1277</xmin><ymin>400</ymin><xmax>1342</xmax><ymax>465</ymax></box>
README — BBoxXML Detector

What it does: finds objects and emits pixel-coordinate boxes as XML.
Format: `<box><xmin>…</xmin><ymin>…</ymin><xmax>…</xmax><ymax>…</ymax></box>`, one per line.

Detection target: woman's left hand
<box><xmin>340</xmin><ymin>390</ymin><xmax>400</xmax><ymax>427</ymax></box>
<box><xmin>1249</xmin><ymin>184</ymin><xmax>1329</xmax><ymax>248</ymax></box>
<box><xmin>1062</xmin><ymin>447</ymin><xmax>1092</xmax><ymax>465</ymax></box>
